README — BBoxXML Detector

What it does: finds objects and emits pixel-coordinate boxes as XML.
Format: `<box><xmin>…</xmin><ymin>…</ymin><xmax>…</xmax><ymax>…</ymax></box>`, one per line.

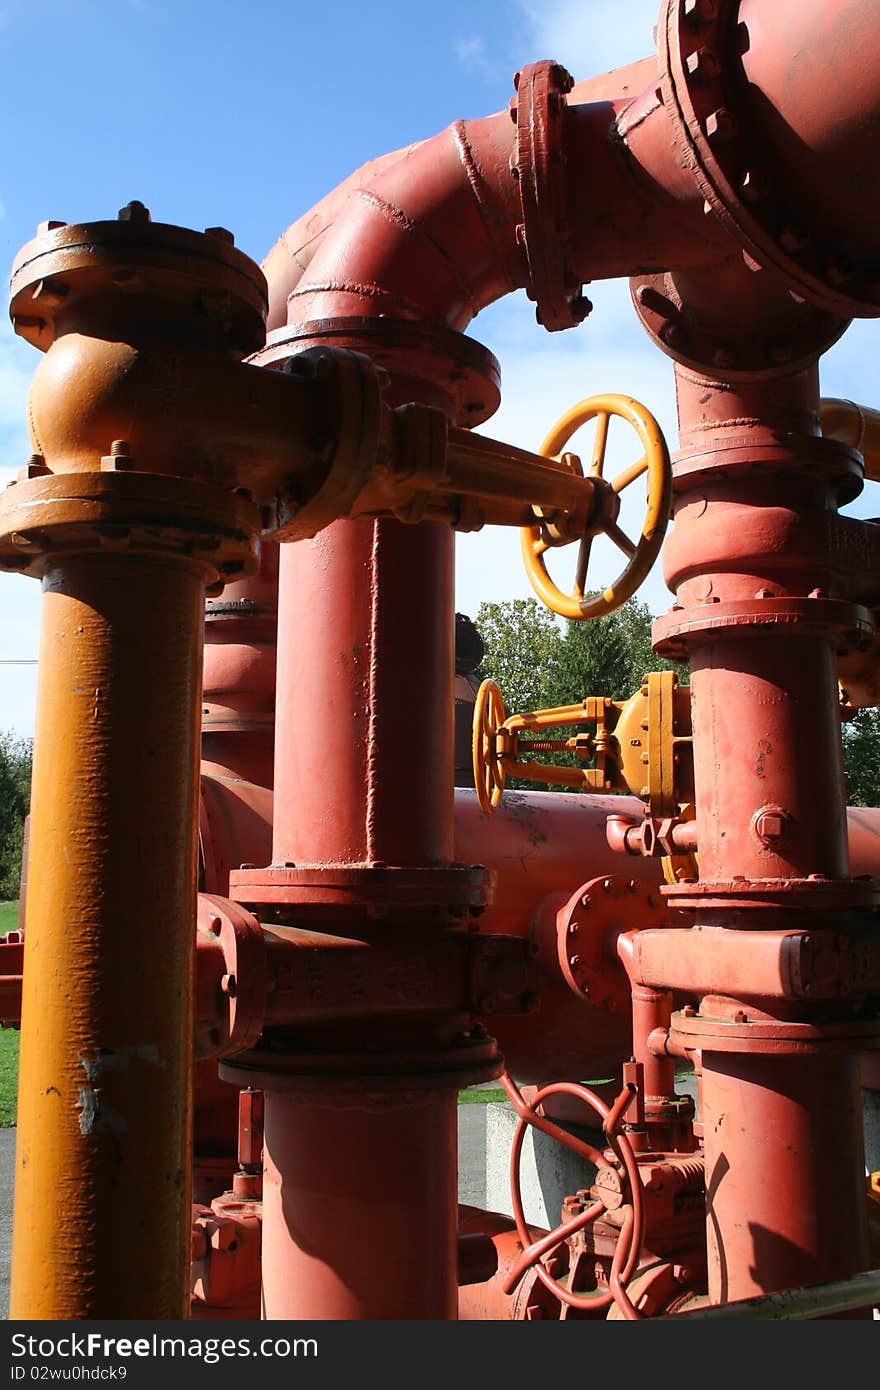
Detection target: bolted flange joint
<box><xmin>509</xmin><ymin>61</ymin><xmax>591</xmax><ymax>332</ymax></box>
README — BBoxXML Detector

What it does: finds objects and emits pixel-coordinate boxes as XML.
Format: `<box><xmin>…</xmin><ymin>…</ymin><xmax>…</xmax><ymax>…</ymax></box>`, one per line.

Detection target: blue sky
<box><xmin>1</xmin><ymin>0</ymin><xmax>878</xmax><ymax>734</ymax></box>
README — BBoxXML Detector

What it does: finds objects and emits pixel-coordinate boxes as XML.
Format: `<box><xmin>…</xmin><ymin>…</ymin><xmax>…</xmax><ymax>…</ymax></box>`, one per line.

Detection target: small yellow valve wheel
<box><xmin>521</xmin><ymin>393</ymin><xmax>672</xmax><ymax>620</ymax></box>
<box><xmin>472</xmin><ymin>678</ymin><xmax>507</xmax><ymax>813</ymax></box>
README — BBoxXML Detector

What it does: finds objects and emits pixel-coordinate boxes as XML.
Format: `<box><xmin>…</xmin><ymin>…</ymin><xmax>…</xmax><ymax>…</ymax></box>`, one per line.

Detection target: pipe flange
<box><xmin>249</xmin><ymin>343</ymin><xmax>386</xmax><ymax>542</ymax></box>
<box><xmin>256</xmin><ymin>317</ymin><xmax>501</xmax><ymax>428</ymax></box>
<box><xmin>662</xmin><ymin>875</ymin><xmax>880</xmax><ymax>913</ymax></box>
<box><xmin>196</xmin><ymin>893</ymin><xmax>267</xmax><ymax>1057</ymax></box>
<box><xmin>653</xmin><ymin>596</ymin><xmax>875</xmax><ymax>661</ymax></box>
<box><xmin>659</xmin><ymin>0</ymin><xmax>880</xmax><ymax>320</ymax></box>
<box><xmin>219</xmin><ymin>1029</ymin><xmax>502</xmax><ymax>1098</ymax></box>
<box><xmin>668</xmin><ymin>436</ymin><xmax>864</xmax><ymax>505</ymax></box>
<box><xmin>557</xmin><ymin>876</ymin><xmax>666</xmax><ymax>1012</ymax></box>
<box><xmin>510</xmin><ymin>61</ymin><xmax>591</xmax><ymax>332</ymax></box>
<box><xmin>11</xmin><ymin>203</ymin><xmax>267</xmax><ymax>356</ymax></box>
<box><xmin>0</xmin><ymin>469</ymin><xmax>259</xmax><ymax>586</ymax></box>
<box><xmin>631</xmin><ymin>273</ymin><xmax>847</xmax><ymax>379</ymax></box>
<box><xmin>229</xmin><ymin>862</ymin><xmax>492</xmax><ymax>923</ymax></box>
<box><xmin>670</xmin><ymin>1004</ymin><xmax>880</xmax><ymax>1056</ymax></box>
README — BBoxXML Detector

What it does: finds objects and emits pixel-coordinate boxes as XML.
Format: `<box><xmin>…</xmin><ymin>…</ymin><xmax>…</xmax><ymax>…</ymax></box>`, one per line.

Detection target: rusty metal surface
<box><xmin>637</xmin><ymin>353</ymin><xmax>879</xmax><ymax>1306</ymax></box>
<box><xmin>511</xmin><ymin>61</ymin><xmax>591</xmax><ymax>330</ymax></box>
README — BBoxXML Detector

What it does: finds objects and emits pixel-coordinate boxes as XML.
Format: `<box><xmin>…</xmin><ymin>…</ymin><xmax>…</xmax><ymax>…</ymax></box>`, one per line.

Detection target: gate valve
<box><xmin>498</xmin><ymin>1072</ymin><xmax>645</xmax><ymax>1319</ymax></box>
<box><xmin>472</xmin><ymin>670</ymin><xmax>693</xmax><ymax>823</ymax></box>
<box><xmin>521</xmin><ymin>394</ymin><xmax>672</xmax><ymax>620</ymax></box>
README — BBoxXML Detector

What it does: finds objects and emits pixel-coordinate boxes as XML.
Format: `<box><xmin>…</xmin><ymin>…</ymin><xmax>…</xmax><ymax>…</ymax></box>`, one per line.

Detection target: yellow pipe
<box><xmin>10</xmin><ymin>550</ymin><xmax>204</xmax><ymax>1318</ymax></box>
<box><xmin>820</xmin><ymin>397</ymin><xmax>880</xmax><ymax>482</ymax></box>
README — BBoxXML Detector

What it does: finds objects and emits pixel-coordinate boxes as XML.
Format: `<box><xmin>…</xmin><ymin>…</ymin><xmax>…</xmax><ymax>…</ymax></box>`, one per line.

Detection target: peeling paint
<box><xmin>76</xmin><ymin>1087</ymin><xmax>127</xmax><ymax>1136</ymax></box>
<box><xmin>77</xmin><ymin>1044</ymin><xmax>162</xmax><ymax>1083</ymax></box>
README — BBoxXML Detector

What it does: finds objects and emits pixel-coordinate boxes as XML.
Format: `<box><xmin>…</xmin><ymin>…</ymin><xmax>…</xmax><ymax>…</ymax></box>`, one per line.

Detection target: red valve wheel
<box><xmin>499</xmin><ymin>1072</ymin><xmax>645</xmax><ymax>1315</ymax></box>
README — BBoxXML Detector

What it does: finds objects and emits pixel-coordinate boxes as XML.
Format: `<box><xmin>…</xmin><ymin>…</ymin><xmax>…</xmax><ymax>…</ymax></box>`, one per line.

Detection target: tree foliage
<box><xmin>0</xmin><ymin>732</ymin><xmax>32</xmax><ymax>902</ymax></box>
<box><xmin>475</xmin><ymin>597</ymin><xmax>683</xmax><ymax>712</ymax></box>
<box><xmin>842</xmin><ymin>709</ymin><xmax>880</xmax><ymax>807</ymax></box>
<box><xmin>473</xmin><ymin>600</ymin><xmax>563</xmax><ymax>714</ymax></box>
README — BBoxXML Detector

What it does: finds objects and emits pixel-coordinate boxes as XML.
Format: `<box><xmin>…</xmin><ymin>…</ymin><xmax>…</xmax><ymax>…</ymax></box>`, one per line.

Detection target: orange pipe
<box><xmin>11</xmin><ymin>551</ymin><xmax>204</xmax><ymax>1318</ymax></box>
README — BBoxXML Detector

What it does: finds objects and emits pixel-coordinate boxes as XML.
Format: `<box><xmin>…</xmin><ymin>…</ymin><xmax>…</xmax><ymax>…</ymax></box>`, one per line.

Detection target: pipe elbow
<box><xmin>277</xmin><ymin>113</ymin><xmax>524</xmax><ymax>333</ymax></box>
<box><xmin>263</xmin><ymin>143</ymin><xmax>417</xmax><ymax>331</ymax></box>
<box><xmin>820</xmin><ymin>399</ymin><xmax>880</xmax><ymax>487</ymax></box>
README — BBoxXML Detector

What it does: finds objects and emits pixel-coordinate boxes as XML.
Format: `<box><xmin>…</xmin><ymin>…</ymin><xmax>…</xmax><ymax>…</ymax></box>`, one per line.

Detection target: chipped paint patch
<box><xmin>76</xmin><ymin>1087</ymin><xmax>127</xmax><ymax>1136</ymax></box>
<box><xmin>78</xmin><ymin>1044</ymin><xmax>162</xmax><ymax>1083</ymax></box>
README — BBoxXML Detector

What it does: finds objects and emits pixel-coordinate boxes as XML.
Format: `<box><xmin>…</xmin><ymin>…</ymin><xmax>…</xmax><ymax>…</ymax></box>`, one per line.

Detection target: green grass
<box><xmin>0</xmin><ymin>1029</ymin><xmax>19</xmax><ymax>1126</ymax></box>
<box><xmin>0</xmin><ymin>902</ymin><xmax>20</xmax><ymax>1125</ymax></box>
<box><xmin>458</xmin><ymin>1088</ymin><xmax>507</xmax><ymax>1105</ymax></box>
<box><xmin>0</xmin><ymin>901</ymin><xmax>19</xmax><ymax>934</ymax></box>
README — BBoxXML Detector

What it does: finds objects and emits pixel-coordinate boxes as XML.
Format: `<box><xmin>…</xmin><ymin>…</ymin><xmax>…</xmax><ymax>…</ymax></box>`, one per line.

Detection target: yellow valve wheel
<box><xmin>472</xmin><ymin>678</ymin><xmax>507</xmax><ymax>813</ymax></box>
<box><xmin>521</xmin><ymin>393</ymin><xmax>672</xmax><ymax>620</ymax></box>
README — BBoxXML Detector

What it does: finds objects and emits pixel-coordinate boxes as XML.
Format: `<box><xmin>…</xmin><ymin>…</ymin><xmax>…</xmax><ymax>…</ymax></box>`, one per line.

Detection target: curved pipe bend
<box><xmin>262</xmin><ymin>53</ymin><xmax>728</xmax><ymax>341</ymax></box>
<box><xmin>264</xmin><ymin>1</ymin><xmax>880</xmax><ymax>357</ymax></box>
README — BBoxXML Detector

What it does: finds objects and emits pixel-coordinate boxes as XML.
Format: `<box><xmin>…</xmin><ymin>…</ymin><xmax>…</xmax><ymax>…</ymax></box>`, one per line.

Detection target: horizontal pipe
<box><xmin>670</xmin><ymin>1268</ymin><xmax>880</xmax><ymax>1321</ymax></box>
<box><xmin>443</xmin><ymin>430</ymin><xmax>595</xmax><ymax>513</ymax></box>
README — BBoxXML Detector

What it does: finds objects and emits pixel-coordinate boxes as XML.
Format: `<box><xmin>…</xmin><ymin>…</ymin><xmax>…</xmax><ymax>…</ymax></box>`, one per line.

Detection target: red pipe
<box><xmin>261</xmin><ymin>1088</ymin><xmax>458</xmax><ymax>1319</ymax></box>
<box><xmin>737</xmin><ymin>0</ymin><xmax>880</xmax><ymax>266</ymax></box>
<box><xmin>701</xmin><ymin>1052</ymin><xmax>868</xmax><ymax>1308</ymax></box>
<box><xmin>273</xmin><ymin>517</ymin><xmax>454</xmax><ymax>867</ymax></box>
<box><xmin>254</xmin><ymin>0</ymin><xmax>880</xmax><ymax>1322</ymax></box>
<box><xmin>202</xmin><ymin>543</ymin><xmax>279</xmax><ymax>792</ymax></box>
<box><xmin>264</xmin><ymin>57</ymin><xmax>733</xmax><ymax>341</ymax></box>
<box><xmin>253</xmin><ymin>336</ymin><xmax>469</xmax><ymax>1316</ymax></box>
<box><xmin>649</xmin><ymin>359</ymin><xmax>876</xmax><ymax>1304</ymax></box>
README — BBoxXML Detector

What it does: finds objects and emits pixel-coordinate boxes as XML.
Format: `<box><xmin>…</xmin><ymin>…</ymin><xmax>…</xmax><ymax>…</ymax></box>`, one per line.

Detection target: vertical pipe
<box><xmin>261</xmin><ymin>1088</ymin><xmax>459</xmax><ymax>1319</ymax></box>
<box><xmin>202</xmin><ymin>542</ymin><xmax>279</xmax><ymax>790</ymax></box>
<box><xmin>659</xmin><ymin>359</ymin><xmax>873</xmax><ymax>1307</ymax></box>
<box><xmin>10</xmin><ymin>551</ymin><xmax>203</xmax><ymax>1318</ymax></box>
<box><xmin>701</xmin><ymin>1052</ymin><xmax>869</xmax><ymax>1312</ymax></box>
<box><xmin>689</xmin><ymin>636</ymin><xmax>849</xmax><ymax>883</ymax></box>
<box><xmin>265</xmin><ymin>513</ymin><xmax>459</xmax><ymax>1321</ymax></box>
<box><xmin>273</xmin><ymin>517</ymin><xmax>454</xmax><ymax>867</ymax></box>
<box><xmin>631</xmin><ymin>984</ymin><xmax>676</xmax><ymax>1101</ymax></box>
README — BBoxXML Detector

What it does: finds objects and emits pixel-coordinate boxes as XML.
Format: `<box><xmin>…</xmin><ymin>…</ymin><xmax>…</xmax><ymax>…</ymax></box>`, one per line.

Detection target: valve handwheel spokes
<box><xmin>499</xmin><ymin>1072</ymin><xmax>645</xmax><ymax>1317</ymax></box>
<box><xmin>521</xmin><ymin>393</ymin><xmax>672</xmax><ymax>620</ymax></box>
<box><xmin>472</xmin><ymin>677</ymin><xmax>507</xmax><ymax>813</ymax></box>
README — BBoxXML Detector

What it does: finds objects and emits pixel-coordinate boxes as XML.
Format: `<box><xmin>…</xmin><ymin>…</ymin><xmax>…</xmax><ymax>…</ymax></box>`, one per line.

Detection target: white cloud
<box><xmin>514</xmin><ymin>0</ymin><xmax>658</xmax><ymax>78</ymax></box>
<box><xmin>454</xmin><ymin>34</ymin><xmax>499</xmax><ymax>82</ymax></box>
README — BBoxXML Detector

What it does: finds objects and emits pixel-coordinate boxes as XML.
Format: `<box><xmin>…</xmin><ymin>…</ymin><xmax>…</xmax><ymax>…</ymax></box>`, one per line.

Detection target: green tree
<box><xmin>0</xmin><ymin>732</ymin><xmax>32</xmax><ymax>901</ymax></box>
<box><xmin>547</xmin><ymin>599</ymin><xmax>686</xmax><ymax>707</ymax></box>
<box><xmin>842</xmin><ymin>708</ymin><xmax>880</xmax><ymax>807</ymax></box>
<box><xmin>475</xmin><ymin>597</ymin><xmax>684</xmax><ymax>715</ymax></box>
<box><xmin>475</xmin><ymin>599</ymin><xmax>563</xmax><ymax>713</ymax></box>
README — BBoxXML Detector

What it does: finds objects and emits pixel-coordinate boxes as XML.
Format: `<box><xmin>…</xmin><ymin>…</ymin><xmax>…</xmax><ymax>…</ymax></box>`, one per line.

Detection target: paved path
<box><xmin>0</xmin><ymin>1129</ymin><xmax>13</xmax><ymax>1318</ymax></box>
